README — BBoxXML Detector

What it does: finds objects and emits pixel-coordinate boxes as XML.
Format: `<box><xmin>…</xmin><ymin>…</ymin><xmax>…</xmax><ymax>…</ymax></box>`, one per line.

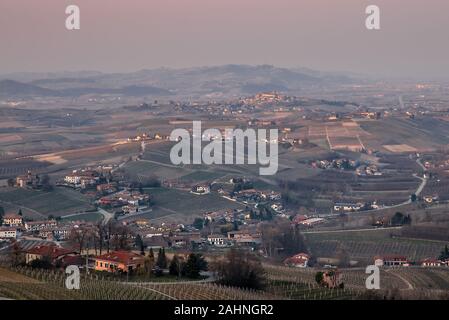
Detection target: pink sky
<box><xmin>0</xmin><ymin>0</ymin><xmax>448</xmax><ymax>78</ymax></box>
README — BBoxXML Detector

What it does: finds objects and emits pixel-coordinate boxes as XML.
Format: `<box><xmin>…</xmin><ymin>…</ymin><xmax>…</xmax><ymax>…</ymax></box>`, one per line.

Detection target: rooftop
<box><xmin>95</xmin><ymin>251</ymin><xmax>144</xmax><ymax>264</ymax></box>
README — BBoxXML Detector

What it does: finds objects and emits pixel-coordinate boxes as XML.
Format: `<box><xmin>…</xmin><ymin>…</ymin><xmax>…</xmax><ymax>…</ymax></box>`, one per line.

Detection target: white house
<box><xmin>284</xmin><ymin>253</ymin><xmax>310</xmax><ymax>268</ymax></box>
<box><xmin>334</xmin><ymin>203</ymin><xmax>363</xmax><ymax>212</ymax></box>
<box><xmin>374</xmin><ymin>255</ymin><xmax>409</xmax><ymax>267</ymax></box>
<box><xmin>421</xmin><ymin>258</ymin><xmax>444</xmax><ymax>267</ymax></box>
<box><xmin>191</xmin><ymin>185</ymin><xmax>210</xmax><ymax>195</ymax></box>
<box><xmin>25</xmin><ymin>220</ymin><xmax>57</xmax><ymax>231</ymax></box>
<box><xmin>0</xmin><ymin>227</ymin><xmax>17</xmax><ymax>239</ymax></box>
<box><xmin>2</xmin><ymin>214</ymin><xmax>23</xmax><ymax>227</ymax></box>
<box><xmin>207</xmin><ymin>235</ymin><xmax>227</xmax><ymax>247</ymax></box>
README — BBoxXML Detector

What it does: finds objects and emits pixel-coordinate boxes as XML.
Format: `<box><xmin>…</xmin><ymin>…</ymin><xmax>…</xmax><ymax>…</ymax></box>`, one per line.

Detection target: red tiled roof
<box><xmin>292</xmin><ymin>215</ymin><xmax>308</xmax><ymax>224</ymax></box>
<box><xmin>95</xmin><ymin>251</ymin><xmax>143</xmax><ymax>264</ymax></box>
<box><xmin>25</xmin><ymin>245</ymin><xmax>76</xmax><ymax>259</ymax></box>
<box><xmin>284</xmin><ymin>253</ymin><xmax>310</xmax><ymax>265</ymax></box>
<box><xmin>4</xmin><ymin>214</ymin><xmax>22</xmax><ymax>220</ymax></box>
<box><xmin>60</xmin><ymin>255</ymin><xmax>85</xmax><ymax>267</ymax></box>
<box><xmin>421</xmin><ymin>258</ymin><xmax>441</xmax><ymax>263</ymax></box>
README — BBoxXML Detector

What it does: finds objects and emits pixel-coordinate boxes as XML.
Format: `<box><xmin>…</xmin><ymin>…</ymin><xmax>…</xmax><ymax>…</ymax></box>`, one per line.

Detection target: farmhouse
<box><xmin>204</xmin><ymin>209</ymin><xmax>234</xmax><ymax>223</ymax></box>
<box><xmin>421</xmin><ymin>258</ymin><xmax>445</xmax><ymax>267</ymax></box>
<box><xmin>284</xmin><ymin>253</ymin><xmax>310</xmax><ymax>268</ymax></box>
<box><xmin>16</xmin><ymin>171</ymin><xmax>40</xmax><ymax>188</ymax></box>
<box><xmin>122</xmin><ymin>204</ymin><xmax>139</xmax><ymax>214</ymax></box>
<box><xmin>2</xmin><ymin>213</ymin><xmax>23</xmax><ymax>226</ymax></box>
<box><xmin>191</xmin><ymin>185</ymin><xmax>210</xmax><ymax>195</ymax></box>
<box><xmin>99</xmin><ymin>190</ymin><xmax>149</xmax><ymax>208</ymax></box>
<box><xmin>55</xmin><ymin>226</ymin><xmax>72</xmax><ymax>241</ymax></box>
<box><xmin>64</xmin><ymin>169</ymin><xmax>100</xmax><ymax>188</ymax></box>
<box><xmin>169</xmin><ymin>232</ymin><xmax>201</xmax><ymax>248</ymax></box>
<box><xmin>0</xmin><ymin>227</ymin><xmax>17</xmax><ymax>239</ymax></box>
<box><xmin>143</xmin><ymin>235</ymin><xmax>169</xmax><ymax>250</ymax></box>
<box><xmin>374</xmin><ymin>255</ymin><xmax>410</xmax><ymax>267</ymax></box>
<box><xmin>298</xmin><ymin>217</ymin><xmax>325</xmax><ymax>227</ymax></box>
<box><xmin>38</xmin><ymin>229</ymin><xmax>55</xmax><ymax>240</ymax></box>
<box><xmin>333</xmin><ymin>202</ymin><xmax>363</xmax><ymax>212</ymax></box>
<box><xmin>94</xmin><ymin>251</ymin><xmax>144</xmax><ymax>273</ymax></box>
<box><xmin>292</xmin><ymin>214</ymin><xmax>308</xmax><ymax>225</ymax></box>
<box><xmin>39</xmin><ymin>226</ymin><xmax>71</xmax><ymax>241</ymax></box>
<box><xmin>207</xmin><ymin>234</ymin><xmax>227</xmax><ymax>247</ymax></box>
<box><xmin>423</xmin><ymin>195</ymin><xmax>438</xmax><ymax>204</ymax></box>
<box><xmin>24</xmin><ymin>245</ymin><xmax>77</xmax><ymax>265</ymax></box>
<box><xmin>227</xmin><ymin>230</ymin><xmax>261</xmax><ymax>246</ymax></box>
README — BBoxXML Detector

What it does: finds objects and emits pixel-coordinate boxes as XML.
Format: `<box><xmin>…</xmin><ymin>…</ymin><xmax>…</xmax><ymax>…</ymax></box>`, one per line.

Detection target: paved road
<box><xmin>341</xmin><ymin>158</ymin><xmax>428</xmax><ymax>216</ymax></box>
<box><xmin>98</xmin><ymin>207</ymin><xmax>114</xmax><ymax>225</ymax></box>
<box><xmin>61</xmin><ymin>208</ymin><xmax>114</xmax><ymax>225</ymax></box>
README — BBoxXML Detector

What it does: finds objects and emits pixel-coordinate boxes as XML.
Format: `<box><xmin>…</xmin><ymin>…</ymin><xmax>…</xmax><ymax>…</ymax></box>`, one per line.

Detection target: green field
<box><xmin>61</xmin><ymin>212</ymin><xmax>103</xmax><ymax>223</ymax></box>
<box><xmin>124</xmin><ymin>160</ymin><xmax>190</xmax><ymax>180</ymax></box>
<box><xmin>143</xmin><ymin>187</ymin><xmax>244</xmax><ymax>222</ymax></box>
<box><xmin>0</xmin><ymin>187</ymin><xmax>94</xmax><ymax>218</ymax></box>
<box><xmin>178</xmin><ymin>170</ymin><xmax>229</xmax><ymax>183</ymax></box>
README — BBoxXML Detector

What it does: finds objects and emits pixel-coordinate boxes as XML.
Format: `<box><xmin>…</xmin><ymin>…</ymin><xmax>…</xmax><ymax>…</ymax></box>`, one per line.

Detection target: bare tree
<box><xmin>69</xmin><ymin>227</ymin><xmax>88</xmax><ymax>254</ymax></box>
<box><xmin>261</xmin><ymin>219</ymin><xmax>307</xmax><ymax>259</ymax></box>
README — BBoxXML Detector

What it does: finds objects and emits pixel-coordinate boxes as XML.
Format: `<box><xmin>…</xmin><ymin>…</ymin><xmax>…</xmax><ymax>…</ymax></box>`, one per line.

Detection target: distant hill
<box><xmin>58</xmin><ymin>85</ymin><xmax>172</xmax><ymax>97</ymax></box>
<box><xmin>0</xmin><ymin>65</ymin><xmax>356</xmax><ymax>99</ymax></box>
<box><xmin>0</xmin><ymin>80</ymin><xmax>172</xmax><ymax>98</ymax></box>
<box><xmin>0</xmin><ymin>79</ymin><xmax>57</xmax><ymax>97</ymax></box>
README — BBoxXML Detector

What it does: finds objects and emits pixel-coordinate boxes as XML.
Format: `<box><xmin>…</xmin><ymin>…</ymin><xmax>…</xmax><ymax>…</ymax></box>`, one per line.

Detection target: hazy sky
<box><xmin>1</xmin><ymin>0</ymin><xmax>448</xmax><ymax>78</ymax></box>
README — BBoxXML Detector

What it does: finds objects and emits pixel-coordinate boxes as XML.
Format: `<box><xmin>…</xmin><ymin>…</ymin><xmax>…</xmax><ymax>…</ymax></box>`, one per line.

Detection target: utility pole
<box><xmin>126</xmin><ymin>255</ymin><xmax>129</xmax><ymax>283</ymax></box>
<box><xmin>85</xmin><ymin>248</ymin><xmax>89</xmax><ymax>275</ymax></box>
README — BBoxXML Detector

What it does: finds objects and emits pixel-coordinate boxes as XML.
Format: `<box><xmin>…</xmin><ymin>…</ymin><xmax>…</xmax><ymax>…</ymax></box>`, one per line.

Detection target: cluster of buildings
<box><xmin>127</xmin><ymin>132</ymin><xmax>168</xmax><ymax>142</ymax></box>
<box><xmin>310</xmin><ymin>158</ymin><xmax>382</xmax><ymax>177</ymax></box>
<box><xmin>1</xmin><ymin>213</ymin><xmax>75</xmax><ymax>241</ymax></box>
<box><xmin>98</xmin><ymin>190</ymin><xmax>150</xmax><ymax>214</ymax></box>
<box><xmin>64</xmin><ymin>169</ymin><xmax>101</xmax><ymax>189</ymax></box>
<box><xmin>311</xmin><ymin>158</ymin><xmax>358</xmax><ymax>171</ymax></box>
<box><xmin>241</xmin><ymin>92</ymin><xmax>297</xmax><ymax>107</ymax></box>
<box><xmin>357</xmin><ymin>111</ymin><xmax>381</xmax><ymax>120</ymax></box>
<box><xmin>356</xmin><ymin>164</ymin><xmax>382</xmax><ymax>176</ymax></box>
<box><xmin>373</xmin><ymin>255</ymin><xmax>449</xmax><ymax>268</ymax></box>
<box><xmin>127</xmin><ymin>210</ymin><xmax>263</xmax><ymax>251</ymax></box>
<box><xmin>127</xmin><ymin>133</ymin><xmax>153</xmax><ymax>142</ymax></box>
<box><xmin>205</xmin><ymin>231</ymin><xmax>262</xmax><ymax>248</ymax></box>
<box><xmin>62</xmin><ymin>165</ymin><xmax>118</xmax><ymax>190</ymax></box>
<box><xmin>230</xmin><ymin>189</ymin><xmax>282</xmax><ymax>205</ymax></box>
<box><xmin>15</xmin><ymin>171</ymin><xmax>42</xmax><ymax>189</ymax></box>
<box><xmin>19</xmin><ymin>242</ymin><xmax>143</xmax><ymax>273</ymax></box>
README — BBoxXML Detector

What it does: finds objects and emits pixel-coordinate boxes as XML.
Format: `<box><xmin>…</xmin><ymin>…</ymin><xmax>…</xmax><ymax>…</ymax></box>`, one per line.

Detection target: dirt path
<box><xmin>126</xmin><ymin>282</ymin><xmax>177</xmax><ymax>300</ymax></box>
<box><xmin>385</xmin><ymin>269</ymin><xmax>414</xmax><ymax>290</ymax></box>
